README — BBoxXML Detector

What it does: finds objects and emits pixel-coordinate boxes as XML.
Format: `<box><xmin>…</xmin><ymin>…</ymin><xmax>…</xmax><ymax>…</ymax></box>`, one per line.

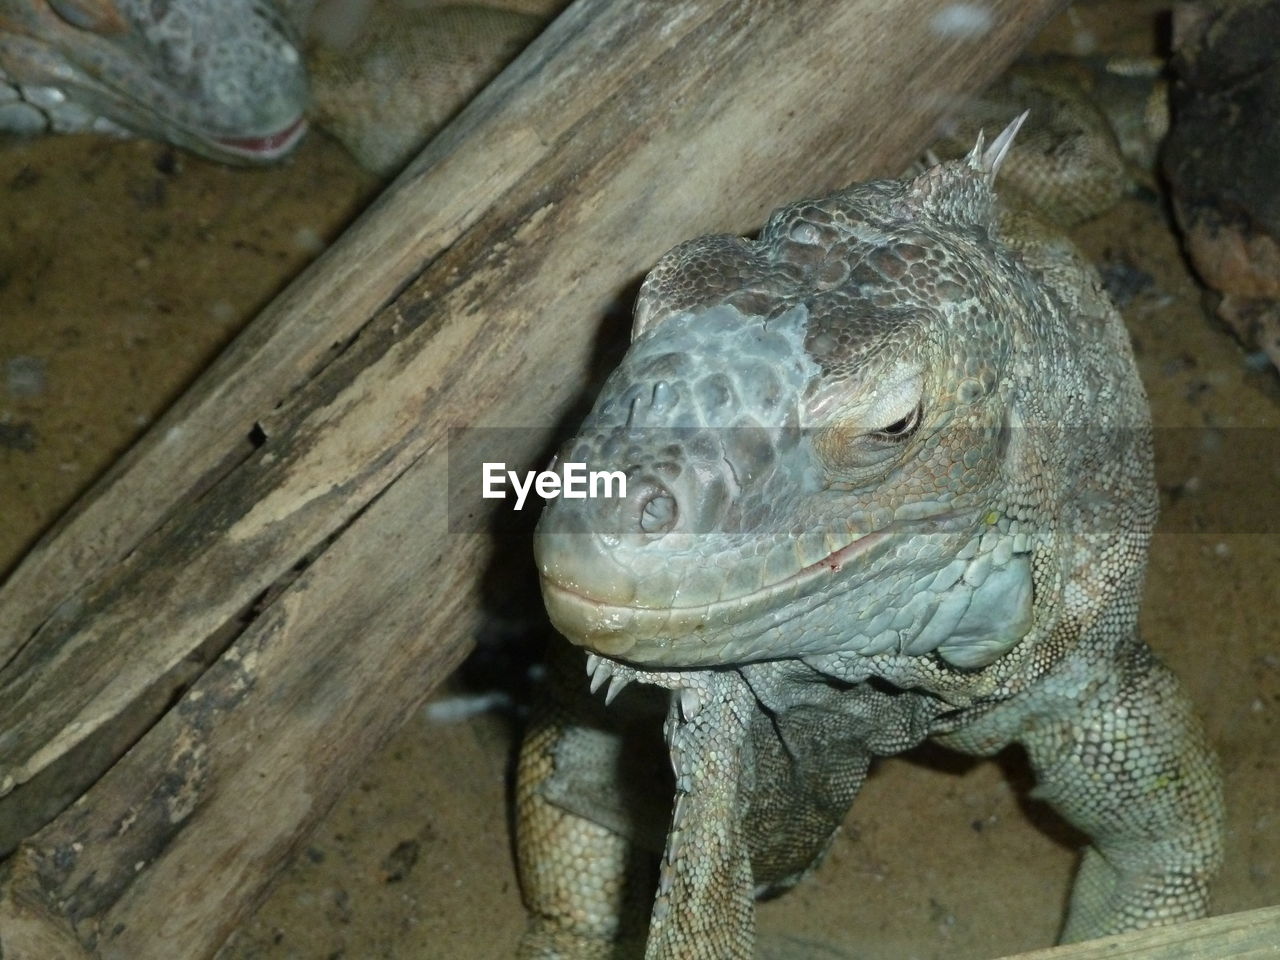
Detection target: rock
<box><xmin>1163</xmin><ymin>0</ymin><xmax>1280</xmax><ymax>373</ymax></box>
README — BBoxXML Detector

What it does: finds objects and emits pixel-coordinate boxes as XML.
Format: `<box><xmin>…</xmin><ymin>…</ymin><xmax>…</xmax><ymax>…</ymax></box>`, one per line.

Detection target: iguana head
<box><xmin>0</xmin><ymin>0</ymin><xmax>307</xmax><ymax>162</ymax></box>
<box><xmin>537</xmin><ymin>118</ymin><xmax>1046</xmax><ymax>671</ymax></box>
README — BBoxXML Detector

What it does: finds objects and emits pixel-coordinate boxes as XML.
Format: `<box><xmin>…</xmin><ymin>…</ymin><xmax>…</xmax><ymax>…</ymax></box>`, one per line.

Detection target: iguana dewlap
<box><xmin>0</xmin><ymin>0</ymin><xmax>307</xmax><ymax>162</ymax></box>
<box><xmin>518</xmin><ymin>119</ymin><xmax>1224</xmax><ymax>957</ymax></box>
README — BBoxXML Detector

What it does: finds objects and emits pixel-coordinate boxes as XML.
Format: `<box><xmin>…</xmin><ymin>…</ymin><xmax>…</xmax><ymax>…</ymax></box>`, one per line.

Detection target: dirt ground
<box><xmin>0</xmin><ymin>3</ymin><xmax>1276</xmax><ymax>959</ymax></box>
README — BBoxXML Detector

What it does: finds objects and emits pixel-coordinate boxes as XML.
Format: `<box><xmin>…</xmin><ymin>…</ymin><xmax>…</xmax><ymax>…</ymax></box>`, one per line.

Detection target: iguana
<box><xmin>0</xmin><ymin>0</ymin><xmax>308</xmax><ymax>162</ymax></box>
<box><xmin>516</xmin><ymin>116</ymin><xmax>1224</xmax><ymax>957</ymax></box>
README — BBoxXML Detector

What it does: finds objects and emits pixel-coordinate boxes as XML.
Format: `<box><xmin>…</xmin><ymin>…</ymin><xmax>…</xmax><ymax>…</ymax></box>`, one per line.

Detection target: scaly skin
<box><xmin>0</xmin><ymin>0</ymin><xmax>307</xmax><ymax>162</ymax></box>
<box><xmin>518</xmin><ymin>121</ymin><xmax>1224</xmax><ymax>956</ymax></box>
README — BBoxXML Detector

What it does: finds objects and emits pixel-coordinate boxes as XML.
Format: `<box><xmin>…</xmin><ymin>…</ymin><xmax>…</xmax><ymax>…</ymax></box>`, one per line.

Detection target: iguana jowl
<box><xmin>518</xmin><ymin>118</ymin><xmax>1224</xmax><ymax>958</ymax></box>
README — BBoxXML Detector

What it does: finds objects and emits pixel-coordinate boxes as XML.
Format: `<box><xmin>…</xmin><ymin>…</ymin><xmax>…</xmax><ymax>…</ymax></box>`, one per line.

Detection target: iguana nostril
<box><xmin>651</xmin><ymin>380</ymin><xmax>677</xmax><ymax>412</ymax></box>
<box><xmin>638</xmin><ymin>492</ymin><xmax>677</xmax><ymax>534</ymax></box>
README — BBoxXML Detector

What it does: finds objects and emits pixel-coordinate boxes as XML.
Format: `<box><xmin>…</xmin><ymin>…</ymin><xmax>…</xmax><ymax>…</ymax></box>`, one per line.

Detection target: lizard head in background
<box><xmin>0</xmin><ymin>0</ymin><xmax>307</xmax><ymax>162</ymax></box>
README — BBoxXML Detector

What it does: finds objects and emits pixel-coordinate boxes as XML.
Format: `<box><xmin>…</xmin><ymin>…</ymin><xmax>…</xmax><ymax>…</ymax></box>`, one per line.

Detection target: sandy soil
<box><xmin>0</xmin><ymin>3</ymin><xmax>1276</xmax><ymax>959</ymax></box>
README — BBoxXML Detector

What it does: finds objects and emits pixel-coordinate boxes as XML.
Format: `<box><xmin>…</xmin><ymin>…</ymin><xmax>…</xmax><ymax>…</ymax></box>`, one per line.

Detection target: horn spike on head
<box><xmin>980</xmin><ymin>110</ymin><xmax>1029</xmax><ymax>181</ymax></box>
<box><xmin>964</xmin><ymin>127</ymin><xmax>987</xmax><ymax>168</ymax></box>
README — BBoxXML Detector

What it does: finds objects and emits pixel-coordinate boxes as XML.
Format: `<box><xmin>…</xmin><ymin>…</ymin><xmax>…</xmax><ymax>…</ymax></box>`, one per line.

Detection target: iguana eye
<box><xmin>46</xmin><ymin>0</ymin><xmax>126</xmax><ymax>34</ymax></box>
<box><xmin>810</xmin><ymin>367</ymin><xmax>924</xmax><ymax>485</ymax></box>
<box><xmin>872</xmin><ymin>403</ymin><xmax>921</xmax><ymax>440</ymax></box>
<box><xmin>814</xmin><ymin>404</ymin><xmax>924</xmax><ymax>486</ymax></box>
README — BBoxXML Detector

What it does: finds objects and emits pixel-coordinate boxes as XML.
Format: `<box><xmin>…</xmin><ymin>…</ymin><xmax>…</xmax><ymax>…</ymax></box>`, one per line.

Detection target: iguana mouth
<box><xmin>540</xmin><ymin>529</ymin><xmax>890</xmax><ymax>662</ymax></box>
<box><xmin>208</xmin><ymin>115</ymin><xmax>308</xmax><ymax>161</ymax></box>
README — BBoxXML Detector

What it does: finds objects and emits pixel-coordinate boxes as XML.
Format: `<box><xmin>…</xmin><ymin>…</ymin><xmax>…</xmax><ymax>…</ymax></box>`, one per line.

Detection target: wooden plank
<box><xmin>998</xmin><ymin>905</ymin><xmax>1280</xmax><ymax>959</ymax></box>
<box><xmin>0</xmin><ymin>0</ymin><xmax>1066</xmax><ymax>955</ymax></box>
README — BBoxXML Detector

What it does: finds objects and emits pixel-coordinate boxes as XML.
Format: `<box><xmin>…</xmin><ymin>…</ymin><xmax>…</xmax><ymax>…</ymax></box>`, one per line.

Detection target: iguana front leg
<box><xmin>516</xmin><ymin>653</ymin><xmax>759</xmax><ymax>958</ymax></box>
<box><xmin>1020</xmin><ymin>644</ymin><xmax>1224</xmax><ymax>941</ymax></box>
<box><xmin>646</xmin><ymin>669</ymin><xmax>757</xmax><ymax>958</ymax></box>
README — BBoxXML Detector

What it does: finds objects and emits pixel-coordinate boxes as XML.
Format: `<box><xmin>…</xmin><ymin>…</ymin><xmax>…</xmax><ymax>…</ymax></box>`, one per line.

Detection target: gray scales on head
<box><xmin>517</xmin><ymin>116</ymin><xmax>1224</xmax><ymax>957</ymax></box>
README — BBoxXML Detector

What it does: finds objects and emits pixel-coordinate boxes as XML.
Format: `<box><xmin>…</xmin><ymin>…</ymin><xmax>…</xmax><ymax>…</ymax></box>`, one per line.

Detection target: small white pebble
<box><xmin>1064</xmin><ymin>8</ymin><xmax>1098</xmax><ymax>55</ymax></box>
<box><xmin>5</xmin><ymin>355</ymin><xmax>46</xmax><ymax>397</ymax></box>
<box><xmin>424</xmin><ymin>691</ymin><xmax>511</xmax><ymax>723</ymax></box>
<box><xmin>1251</xmin><ymin>698</ymin><xmax>1265</xmax><ymax>713</ymax></box>
<box><xmin>929</xmin><ymin>3</ymin><xmax>993</xmax><ymax>37</ymax></box>
<box><xmin>1214</xmin><ymin>542</ymin><xmax>1230</xmax><ymax>557</ymax></box>
<box><xmin>293</xmin><ymin>226</ymin><xmax>326</xmax><ymax>256</ymax></box>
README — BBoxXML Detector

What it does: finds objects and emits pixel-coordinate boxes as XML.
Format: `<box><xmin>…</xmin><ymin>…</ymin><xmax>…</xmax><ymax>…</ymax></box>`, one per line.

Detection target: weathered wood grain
<box><xmin>999</xmin><ymin>905</ymin><xmax>1280</xmax><ymax>959</ymax></box>
<box><xmin>0</xmin><ymin>0</ymin><xmax>1065</xmax><ymax>955</ymax></box>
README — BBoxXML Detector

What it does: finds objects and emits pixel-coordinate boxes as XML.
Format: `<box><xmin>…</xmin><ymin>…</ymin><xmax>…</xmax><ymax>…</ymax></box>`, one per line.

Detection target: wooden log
<box><xmin>0</xmin><ymin>0</ymin><xmax>1065</xmax><ymax>955</ymax></box>
<box><xmin>997</xmin><ymin>905</ymin><xmax>1280</xmax><ymax>959</ymax></box>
